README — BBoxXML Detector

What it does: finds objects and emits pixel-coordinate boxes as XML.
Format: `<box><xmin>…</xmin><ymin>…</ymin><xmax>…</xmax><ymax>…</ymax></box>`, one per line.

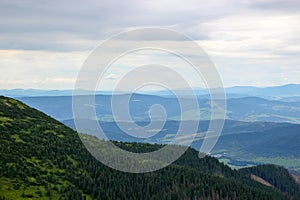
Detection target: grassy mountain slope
<box><xmin>0</xmin><ymin>96</ymin><xmax>299</xmax><ymax>199</ymax></box>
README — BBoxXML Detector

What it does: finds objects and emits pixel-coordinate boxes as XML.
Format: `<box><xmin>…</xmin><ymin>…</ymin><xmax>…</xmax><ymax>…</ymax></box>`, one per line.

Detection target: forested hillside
<box><xmin>0</xmin><ymin>96</ymin><xmax>299</xmax><ymax>199</ymax></box>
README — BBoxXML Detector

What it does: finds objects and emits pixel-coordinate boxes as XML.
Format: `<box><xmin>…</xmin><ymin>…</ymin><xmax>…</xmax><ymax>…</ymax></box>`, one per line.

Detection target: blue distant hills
<box><xmin>12</xmin><ymin>93</ymin><xmax>300</xmax><ymax>124</ymax></box>
<box><xmin>1</xmin><ymin>84</ymin><xmax>300</xmax><ymax>101</ymax></box>
<box><xmin>1</xmin><ymin>84</ymin><xmax>300</xmax><ymax>170</ymax></box>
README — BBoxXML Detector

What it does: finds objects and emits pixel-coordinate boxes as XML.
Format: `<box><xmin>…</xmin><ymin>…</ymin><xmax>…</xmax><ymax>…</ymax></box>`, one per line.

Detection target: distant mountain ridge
<box><xmin>226</xmin><ymin>84</ymin><xmax>300</xmax><ymax>100</ymax></box>
<box><xmin>15</xmin><ymin>94</ymin><xmax>300</xmax><ymax>124</ymax></box>
<box><xmin>0</xmin><ymin>89</ymin><xmax>113</xmax><ymax>97</ymax></box>
<box><xmin>1</xmin><ymin>84</ymin><xmax>300</xmax><ymax>100</ymax></box>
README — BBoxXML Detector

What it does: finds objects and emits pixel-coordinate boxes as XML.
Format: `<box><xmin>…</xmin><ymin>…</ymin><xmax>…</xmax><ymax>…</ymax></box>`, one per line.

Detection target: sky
<box><xmin>0</xmin><ymin>0</ymin><xmax>300</xmax><ymax>90</ymax></box>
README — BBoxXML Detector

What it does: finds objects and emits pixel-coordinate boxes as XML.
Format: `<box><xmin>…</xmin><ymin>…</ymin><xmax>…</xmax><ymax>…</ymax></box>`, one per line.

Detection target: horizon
<box><xmin>1</xmin><ymin>83</ymin><xmax>299</xmax><ymax>92</ymax></box>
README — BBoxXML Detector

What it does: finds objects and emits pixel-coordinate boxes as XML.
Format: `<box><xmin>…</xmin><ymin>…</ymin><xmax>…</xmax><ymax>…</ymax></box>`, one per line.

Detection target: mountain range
<box><xmin>1</xmin><ymin>96</ymin><xmax>300</xmax><ymax>199</ymax></box>
<box><xmin>2</xmin><ymin>85</ymin><xmax>299</xmax><ymax>172</ymax></box>
<box><xmin>62</xmin><ymin>118</ymin><xmax>300</xmax><ymax>171</ymax></box>
<box><xmin>15</xmin><ymin>93</ymin><xmax>300</xmax><ymax>124</ymax></box>
<box><xmin>1</xmin><ymin>84</ymin><xmax>300</xmax><ymax>101</ymax></box>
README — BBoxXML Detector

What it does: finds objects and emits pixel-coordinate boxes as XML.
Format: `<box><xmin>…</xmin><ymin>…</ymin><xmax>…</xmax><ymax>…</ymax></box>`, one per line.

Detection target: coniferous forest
<box><xmin>1</xmin><ymin>96</ymin><xmax>300</xmax><ymax>200</ymax></box>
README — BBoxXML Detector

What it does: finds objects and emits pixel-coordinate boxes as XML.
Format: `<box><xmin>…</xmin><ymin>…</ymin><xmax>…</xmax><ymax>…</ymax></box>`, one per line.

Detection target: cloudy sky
<box><xmin>0</xmin><ymin>0</ymin><xmax>300</xmax><ymax>90</ymax></box>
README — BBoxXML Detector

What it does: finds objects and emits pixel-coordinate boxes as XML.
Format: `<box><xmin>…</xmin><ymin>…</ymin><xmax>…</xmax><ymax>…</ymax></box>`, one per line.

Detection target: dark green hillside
<box><xmin>241</xmin><ymin>165</ymin><xmax>300</xmax><ymax>198</ymax></box>
<box><xmin>0</xmin><ymin>96</ymin><xmax>299</xmax><ymax>199</ymax></box>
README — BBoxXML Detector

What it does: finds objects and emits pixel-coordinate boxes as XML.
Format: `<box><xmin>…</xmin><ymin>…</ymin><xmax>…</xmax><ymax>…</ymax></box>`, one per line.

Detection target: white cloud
<box><xmin>0</xmin><ymin>0</ymin><xmax>300</xmax><ymax>89</ymax></box>
<box><xmin>0</xmin><ymin>50</ymin><xmax>87</xmax><ymax>89</ymax></box>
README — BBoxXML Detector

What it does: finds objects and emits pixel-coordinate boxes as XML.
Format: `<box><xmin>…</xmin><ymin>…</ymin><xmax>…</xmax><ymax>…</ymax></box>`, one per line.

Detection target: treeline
<box><xmin>241</xmin><ymin>164</ymin><xmax>300</xmax><ymax>198</ymax></box>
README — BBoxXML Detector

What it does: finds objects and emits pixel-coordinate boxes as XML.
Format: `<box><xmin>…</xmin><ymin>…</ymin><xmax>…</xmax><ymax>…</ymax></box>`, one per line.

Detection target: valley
<box><xmin>1</xmin><ymin>96</ymin><xmax>300</xmax><ymax>199</ymax></box>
